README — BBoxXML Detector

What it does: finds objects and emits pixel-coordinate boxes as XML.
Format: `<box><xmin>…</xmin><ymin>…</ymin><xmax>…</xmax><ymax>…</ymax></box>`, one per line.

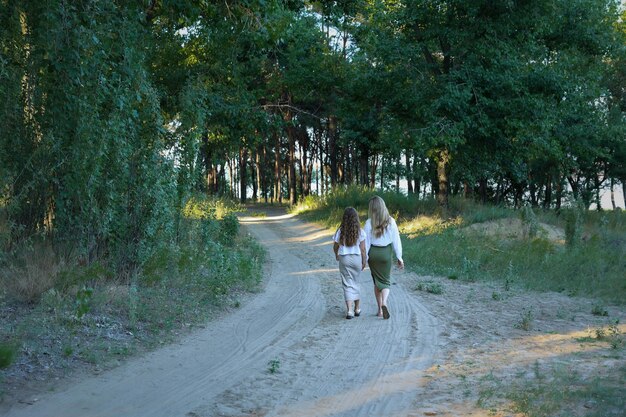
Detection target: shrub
<box><xmin>220</xmin><ymin>213</ymin><xmax>239</xmax><ymax>244</ymax></box>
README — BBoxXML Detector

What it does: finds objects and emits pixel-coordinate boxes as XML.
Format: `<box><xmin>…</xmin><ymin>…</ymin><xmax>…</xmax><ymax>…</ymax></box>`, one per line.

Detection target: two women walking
<box><xmin>333</xmin><ymin>196</ymin><xmax>404</xmax><ymax>320</ymax></box>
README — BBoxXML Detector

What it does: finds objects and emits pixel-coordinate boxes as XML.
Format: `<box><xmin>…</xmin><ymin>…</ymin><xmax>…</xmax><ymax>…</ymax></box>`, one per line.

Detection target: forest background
<box><xmin>2</xmin><ymin>0</ymin><xmax>626</xmax><ymax>268</ymax></box>
<box><xmin>1</xmin><ymin>0</ymin><xmax>626</xmax><ymax>406</ymax></box>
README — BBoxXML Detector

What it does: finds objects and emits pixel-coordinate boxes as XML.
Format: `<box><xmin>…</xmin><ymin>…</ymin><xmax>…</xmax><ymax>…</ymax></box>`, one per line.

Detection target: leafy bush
<box><xmin>220</xmin><ymin>213</ymin><xmax>240</xmax><ymax>244</ymax></box>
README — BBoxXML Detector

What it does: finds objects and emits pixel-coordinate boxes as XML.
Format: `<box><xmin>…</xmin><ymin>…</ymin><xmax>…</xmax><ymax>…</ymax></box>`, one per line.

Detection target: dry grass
<box><xmin>0</xmin><ymin>242</ymin><xmax>70</xmax><ymax>303</ymax></box>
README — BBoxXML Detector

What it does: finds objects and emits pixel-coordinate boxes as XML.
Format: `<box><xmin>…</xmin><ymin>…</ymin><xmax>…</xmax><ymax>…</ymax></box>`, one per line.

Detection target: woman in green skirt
<box><xmin>364</xmin><ymin>196</ymin><xmax>404</xmax><ymax>319</ymax></box>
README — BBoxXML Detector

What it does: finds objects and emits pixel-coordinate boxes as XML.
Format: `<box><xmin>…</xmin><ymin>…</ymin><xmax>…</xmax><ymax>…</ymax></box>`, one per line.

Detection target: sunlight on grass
<box><xmin>400</xmin><ymin>215</ymin><xmax>463</xmax><ymax>238</ymax></box>
<box><xmin>182</xmin><ymin>195</ymin><xmax>241</xmax><ymax>220</ymax></box>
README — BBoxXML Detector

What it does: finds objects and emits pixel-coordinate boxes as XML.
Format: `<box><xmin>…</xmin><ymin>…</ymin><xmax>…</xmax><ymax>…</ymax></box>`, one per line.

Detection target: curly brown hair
<box><xmin>339</xmin><ymin>207</ymin><xmax>361</xmax><ymax>247</ymax></box>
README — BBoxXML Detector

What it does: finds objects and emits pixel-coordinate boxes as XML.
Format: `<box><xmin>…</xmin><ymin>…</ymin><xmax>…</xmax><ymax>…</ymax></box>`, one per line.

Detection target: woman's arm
<box><xmin>333</xmin><ymin>242</ymin><xmax>340</xmax><ymax>261</ymax></box>
<box><xmin>359</xmin><ymin>240</ymin><xmax>366</xmax><ymax>270</ymax></box>
<box><xmin>390</xmin><ymin>218</ymin><xmax>404</xmax><ymax>268</ymax></box>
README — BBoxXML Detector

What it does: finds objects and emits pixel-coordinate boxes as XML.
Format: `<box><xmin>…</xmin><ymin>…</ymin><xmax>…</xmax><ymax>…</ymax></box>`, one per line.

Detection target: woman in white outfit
<box><xmin>332</xmin><ymin>207</ymin><xmax>367</xmax><ymax>319</ymax></box>
<box><xmin>364</xmin><ymin>196</ymin><xmax>404</xmax><ymax>319</ymax></box>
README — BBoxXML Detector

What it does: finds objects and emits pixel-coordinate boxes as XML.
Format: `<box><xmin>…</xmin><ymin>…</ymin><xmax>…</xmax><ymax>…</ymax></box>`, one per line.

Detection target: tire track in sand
<box><xmin>3</xmin><ymin>209</ymin><xmax>439</xmax><ymax>417</ymax></box>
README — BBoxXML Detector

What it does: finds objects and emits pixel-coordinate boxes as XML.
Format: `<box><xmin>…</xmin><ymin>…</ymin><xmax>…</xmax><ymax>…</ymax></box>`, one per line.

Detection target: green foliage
<box><xmin>75</xmin><ymin>286</ymin><xmax>93</xmax><ymax>319</ymax></box>
<box><xmin>591</xmin><ymin>305</ymin><xmax>609</xmax><ymax>317</ymax></box>
<box><xmin>220</xmin><ymin>213</ymin><xmax>240</xmax><ymax>244</ymax></box>
<box><xmin>0</xmin><ymin>343</ymin><xmax>17</xmax><ymax>369</ymax></box>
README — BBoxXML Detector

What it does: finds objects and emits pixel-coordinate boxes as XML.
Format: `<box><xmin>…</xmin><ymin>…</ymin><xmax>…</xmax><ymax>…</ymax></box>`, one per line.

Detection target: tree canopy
<box><xmin>1</xmin><ymin>0</ymin><xmax>625</xmax><ymax>272</ymax></box>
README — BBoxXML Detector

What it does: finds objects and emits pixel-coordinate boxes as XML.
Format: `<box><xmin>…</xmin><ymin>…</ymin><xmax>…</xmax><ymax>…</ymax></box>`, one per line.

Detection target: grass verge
<box><xmin>292</xmin><ymin>186</ymin><xmax>626</xmax><ymax>305</ymax></box>
<box><xmin>0</xmin><ymin>196</ymin><xmax>265</xmax><ymax>398</ymax></box>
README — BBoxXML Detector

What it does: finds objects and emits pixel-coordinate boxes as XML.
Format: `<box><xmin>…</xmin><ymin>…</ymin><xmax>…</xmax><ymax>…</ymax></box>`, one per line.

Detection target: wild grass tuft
<box><xmin>267</xmin><ymin>358</ymin><xmax>281</xmax><ymax>374</ymax></box>
<box><xmin>416</xmin><ymin>280</ymin><xmax>444</xmax><ymax>294</ymax></box>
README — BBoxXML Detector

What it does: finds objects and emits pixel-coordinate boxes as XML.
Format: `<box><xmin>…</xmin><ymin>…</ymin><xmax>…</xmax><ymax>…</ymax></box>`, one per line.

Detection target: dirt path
<box><xmin>4</xmin><ymin>209</ymin><xmax>625</xmax><ymax>417</ymax></box>
<box><xmin>2</xmin><ymin>209</ymin><xmax>443</xmax><ymax>417</ymax></box>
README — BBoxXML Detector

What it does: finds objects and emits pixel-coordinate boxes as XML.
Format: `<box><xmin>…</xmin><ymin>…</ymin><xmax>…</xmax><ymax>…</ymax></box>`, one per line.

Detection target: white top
<box><xmin>332</xmin><ymin>228</ymin><xmax>366</xmax><ymax>256</ymax></box>
<box><xmin>364</xmin><ymin>217</ymin><xmax>403</xmax><ymax>262</ymax></box>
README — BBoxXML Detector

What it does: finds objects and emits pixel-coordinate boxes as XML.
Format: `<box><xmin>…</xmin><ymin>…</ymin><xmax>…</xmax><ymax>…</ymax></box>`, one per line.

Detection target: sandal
<box><xmin>346</xmin><ymin>312</ymin><xmax>354</xmax><ymax>319</ymax></box>
<box><xmin>354</xmin><ymin>309</ymin><xmax>361</xmax><ymax>317</ymax></box>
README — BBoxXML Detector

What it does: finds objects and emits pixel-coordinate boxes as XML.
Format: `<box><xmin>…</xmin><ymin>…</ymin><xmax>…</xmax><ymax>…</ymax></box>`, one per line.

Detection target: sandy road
<box><xmin>3</xmin><ymin>209</ymin><xmax>440</xmax><ymax>417</ymax></box>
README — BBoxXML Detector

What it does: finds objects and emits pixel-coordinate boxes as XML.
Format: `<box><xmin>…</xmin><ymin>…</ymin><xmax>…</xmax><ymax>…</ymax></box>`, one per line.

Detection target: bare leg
<box><xmin>374</xmin><ymin>286</ymin><xmax>383</xmax><ymax>316</ymax></box>
<box><xmin>381</xmin><ymin>288</ymin><xmax>390</xmax><ymax>307</ymax></box>
<box><xmin>381</xmin><ymin>288</ymin><xmax>390</xmax><ymax>319</ymax></box>
<box><xmin>345</xmin><ymin>300</ymin><xmax>353</xmax><ymax>315</ymax></box>
<box><xmin>354</xmin><ymin>299</ymin><xmax>361</xmax><ymax>315</ymax></box>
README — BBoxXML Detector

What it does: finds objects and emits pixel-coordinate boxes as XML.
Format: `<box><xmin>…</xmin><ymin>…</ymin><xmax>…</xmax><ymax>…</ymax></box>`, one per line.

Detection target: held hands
<box><xmin>397</xmin><ymin>259</ymin><xmax>404</xmax><ymax>269</ymax></box>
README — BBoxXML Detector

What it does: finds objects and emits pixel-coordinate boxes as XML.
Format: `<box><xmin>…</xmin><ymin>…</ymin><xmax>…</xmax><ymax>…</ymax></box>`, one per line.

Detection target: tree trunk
<box><xmin>436</xmin><ymin>148</ymin><xmax>449</xmax><ymax>209</ymax></box>
<box><xmin>318</xmin><ymin>128</ymin><xmax>324</xmax><ymax>195</ymax></box>
<box><xmin>359</xmin><ymin>148</ymin><xmax>369</xmax><ymax>186</ymax></box>
<box><xmin>610</xmin><ymin>177</ymin><xmax>616</xmax><ymax>210</ymax></box>
<box><xmin>380</xmin><ymin>156</ymin><xmax>385</xmax><ymax>190</ymax></box>
<box><xmin>595</xmin><ymin>176</ymin><xmax>602</xmax><ymax>211</ymax></box>
<box><xmin>285</xmin><ymin>119</ymin><xmax>296</xmax><ymax>206</ymax></box>
<box><xmin>328</xmin><ymin>116</ymin><xmax>338</xmax><ymax>186</ymax></box>
<box><xmin>529</xmin><ymin>174</ymin><xmax>538</xmax><ymax>207</ymax></box>
<box><xmin>253</xmin><ymin>149</ymin><xmax>260</xmax><ymax>201</ymax></box>
<box><xmin>405</xmin><ymin>150</ymin><xmax>413</xmax><ymax>194</ymax></box>
<box><xmin>228</xmin><ymin>158</ymin><xmax>234</xmax><ymax>198</ymax></box>
<box><xmin>413</xmin><ymin>157</ymin><xmax>421</xmax><ymax>198</ymax></box>
<box><xmin>479</xmin><ymin>178</ymin><xmax>487</xmax><ymax>204</ymax></box>
<box><xmin>395</xmin><ymin>156</ymin><xmax>400</xmax><ymax>192</ymax></box>
<box><xmin>299</xmin><ymin>128</ymin><xmax>310</xmax><ymax>197</ymax></box>
<box><xmin>262</xmin><ymin>146</ymin><xmax>268</xmax><ymax>203</ymax></box>
<box><xmin>567</xmin><ymin>175</ymin><xmax>579</xmax><ymax>201</ymax></box>
<box><xmin>370</xmin><ymin>156</ymin><xmax>378</xmax><ymax>188</ymax></box>
<box><xmin>274</xmin><ymin>131</ymin><xmax>282</xmax><ymax>203</ymax></box>
<box><xmin>543</xmin><ymin>174</ymin><xmax>552</xmax><ymax>209</ymax></box>
<box><xmin>239</xmin><ymin>147</ymin><xmax>247</xmax><ymax>203</ymax></box>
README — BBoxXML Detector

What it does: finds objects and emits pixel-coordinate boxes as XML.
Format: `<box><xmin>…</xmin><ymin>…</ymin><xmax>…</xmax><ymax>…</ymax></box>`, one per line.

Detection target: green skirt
<box><xmin>368</xmin><ymin>244</ymin><xmax>393</xmax><ymax>290</ymax></box>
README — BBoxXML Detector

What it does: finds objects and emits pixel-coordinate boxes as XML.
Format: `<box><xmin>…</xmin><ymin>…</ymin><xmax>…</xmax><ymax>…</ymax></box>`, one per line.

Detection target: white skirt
<box><xmin>339</xmin><ymin>254</ymin><xmax>361</xmax><ymax>301</ymax></box>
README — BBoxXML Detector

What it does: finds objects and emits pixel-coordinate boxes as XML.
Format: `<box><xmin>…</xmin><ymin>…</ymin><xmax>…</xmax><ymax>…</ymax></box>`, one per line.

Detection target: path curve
<box><xmin>3</xmin><ymin>209</ymin><xmax>440</xmax><ymax>417</ymax></box>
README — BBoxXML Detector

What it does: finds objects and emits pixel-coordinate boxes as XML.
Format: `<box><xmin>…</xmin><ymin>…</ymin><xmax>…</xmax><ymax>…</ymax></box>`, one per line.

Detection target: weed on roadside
<box><xmin>416</xmin><ymin>280</ymin><xmax>444</xmax><ymax>295</ymax></box>
<box><xmin>516</xmin><ymin>308</ymin><xmax>534</xmax><ymax>331</ymax></box>
<box><xmin>594</xmin><ymin>320</ymin><xmax>624</xmax><ymax>350</ymax></box>
<box><xmin>591</xmin><ymin>304</ymin><xmax>609</xmax><ymax>317</ymax></box>
<box><xmin>267</xmin><ymin>359</ymin><xmax>281</xmax><ymax>374</ymax></box>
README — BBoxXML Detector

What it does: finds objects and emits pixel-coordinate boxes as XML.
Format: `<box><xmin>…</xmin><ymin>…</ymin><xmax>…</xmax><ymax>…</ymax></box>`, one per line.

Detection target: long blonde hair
<box><xmin>339</xmin><ymin>207</ymin><xmax>361</xmax><ymax>247</ymax></box>
<box><xmin>368</xmin><ymin>196</ymin><xmax>390</xmax><ymax>238</ymax></box>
